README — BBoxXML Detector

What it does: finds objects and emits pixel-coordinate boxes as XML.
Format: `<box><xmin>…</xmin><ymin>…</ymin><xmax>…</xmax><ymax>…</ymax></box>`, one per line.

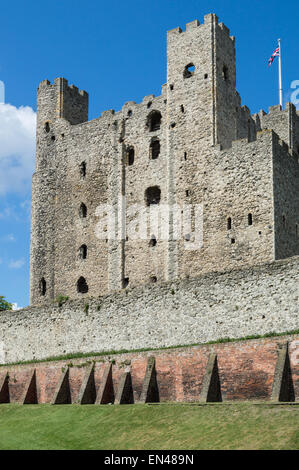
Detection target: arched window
<box><xmin>126</xmin><ymin>146</ymin><xmax>135</xmax><ymax>166</ymax></box>
<box><xmin>145</xmin><ymin>186</ymin><xmax>161</xmax><ymax>206</ymax></box>
<box><xmin>79</xmin><ymin>244</ymin><xmax>87</xmax><ymax>259</ymax></box>
<box><xmin>79</xmin><ymin>203</ymin><xmax>87</xmax><ymax>218</ymax></box>
<box><xmin>39</xmin><ymin>278</ymin><xmax>46</xmax><ymax>296</ymax></box>
<box><xmin>183</xmin><ymin>63</ymin><xmax>195</xmax><ymax>79</ymax></box>
<box><xmin>147</xmin><ymin>110</ymin><xmax>162</xmax><ymax>132</ymax></box>
<box><xmin>80</xmin><ymin>161</ymin><xmax>86</xmax><ymax>178</ymax></box>
<box><xmin>150</xmin><ymin>138</ymin><xmax>160</xmax><ymax>160</ymax></box>
<box><xmin>77</xmin><ymin>277</ymin><xmax>88</xmax><ymax>294</ymax></box>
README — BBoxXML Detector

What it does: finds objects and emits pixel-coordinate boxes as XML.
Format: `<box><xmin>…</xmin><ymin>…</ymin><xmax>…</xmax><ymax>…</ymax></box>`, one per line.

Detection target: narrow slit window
<box><xmin>79</xmin><ymin>244</ymin><xmax>87</xmax><ymax>259</ymax></box>
<box><xmin>222</xmin><ymin>65</ymin><xmax>229</xmax><ymax>80</ymax></box>
<box><xmin>150</xmin><ymin>138</ymin><xmax>160</xmax><ymax>160</ymax></box>
<box><xmin>227</xmin><ymin>217</ymin><xmax>232</xmax><ymax>230</ymax></box>
<box><xmin>248</xmin><ymin>213</ymin><xmax>253</xmax><ymax>226</ymax></box>
<box><xmin>126</xmin><ymin>146</ymin><xmax>135</xmax><ymax>166</ymax></box>
<box><xmin>79</xmin><ymin>203</ymin><xmax>87</xmax><ymax>218</ymax></box>
<box><xmin>39</xmin><ymin>278</ymin><xmax>46</xmax><ymax>296</ymax></box>
<box><xmin>80</xmin><ymin>161</ymin><xmax>86</xmax><ymax>178</ymax></box>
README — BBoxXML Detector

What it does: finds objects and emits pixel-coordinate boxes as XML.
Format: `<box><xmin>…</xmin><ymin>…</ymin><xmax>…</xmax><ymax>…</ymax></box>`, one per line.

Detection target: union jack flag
<box><xmin>268</xmin><ymin>46</ymin><xmax>280</xmax><ymax>66</ymax></box>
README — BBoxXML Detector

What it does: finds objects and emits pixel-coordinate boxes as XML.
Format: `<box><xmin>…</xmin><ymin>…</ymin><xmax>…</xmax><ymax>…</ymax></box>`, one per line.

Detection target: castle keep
<box><xmin>0</xmin><ymin>15</ymin><xmax>298</xmax><ymax>404</ymax></box>
<box><xmin>30</xmin><ymin>13</ymin><xmax>299</xmax><ymax>305</ymax></box>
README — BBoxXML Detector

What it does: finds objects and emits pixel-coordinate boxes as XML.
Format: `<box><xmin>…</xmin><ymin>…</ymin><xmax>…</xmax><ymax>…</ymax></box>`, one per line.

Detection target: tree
<box><xmin>0</xmin><ymin>296</ymin><xmax>12</xmax><ymax>311</ymax></box>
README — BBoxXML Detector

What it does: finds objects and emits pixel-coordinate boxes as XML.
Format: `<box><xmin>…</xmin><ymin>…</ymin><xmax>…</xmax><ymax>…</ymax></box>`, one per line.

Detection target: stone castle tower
<box><xmin>30</xmin><ymin>14</ymin><xmax>299</xmax><ymax>306</ymax></box>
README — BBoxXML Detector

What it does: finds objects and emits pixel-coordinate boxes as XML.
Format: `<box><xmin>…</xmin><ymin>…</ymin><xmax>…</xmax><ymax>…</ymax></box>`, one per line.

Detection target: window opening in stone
<box><xmin>223</xmin><ymin>65</ymin><xmax>229</xmax><ymax>80</ymax></box>
<box><xmin>79</xmin><ymin>203</ymin><xmax>87</xmax><ymax>218</ymax></box>
<box><xmin>149</xmin><ymin>236</ymin><xmax>157</xmax><ymax>247</ymax></box>
<box><xmin>79</xmin><ymin>244</ymin><xmax>87</xmax><ymax>259</ymax></box>
<box><xmin>145</xmin><ymin>186</ymin><xmax>161</xmax><ymax>206</ymax></box>
<box><xmin>77</xmin><ymin>276</ymin><xmax>88</xmax><ymax>294</ymax></box>
<box><xmin>248</xmin><ymin>213</ymin><xmax>253</xmax><ymax>226</ymax></box>
<box><xmin>184</xmin><ymin>63</ymin><xmax>195</xmax><ymax>79</ymax></box>
<box><xmin>123</xmin><ymin>277</ymin><xmax>129</xmax><ymax>288</ymax></box>
<box><xmin>80</xmin><ymin>161</ymin><xmax>86</xmax><ymax>178</ymax></box>
<box><xmin>147</xmin><ymin>110</ymin><xmax>162</xmax><ymax>132</ymax></box>
<box><xmin>227</xmin><ymin>217</ymin><xmax>232</xmax><ymax>230</ymax></box>
<box><xmin>39</xmin><ymin>278</ymin><xmax>46</xmax><ymax>296</ymax></box>
<box><xmin>126</xmin><ymin>146</ymin><xmax>135</xmax><ymax>166</ymax></box>
<box><xmin>150</xmin><ymin>138</ymin><xmax>160</xmax><ymax>160</ymax></box>
<box><xmin>45</xmin><ymin>122</ymin><xmax>50</xmax><ymax>133</ymax></box>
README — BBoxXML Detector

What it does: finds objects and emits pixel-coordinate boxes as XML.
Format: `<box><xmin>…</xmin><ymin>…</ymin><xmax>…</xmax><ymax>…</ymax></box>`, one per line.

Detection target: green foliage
<box><xmin>0</xmin><ymin>296</ymin><xmax>13</xmax><ymax>312</ymax></box>
<box><xmin>55</xmin><ymin>295</ymin><xmax>69</xmax><ymax>308</ymax></box>
<box><xmin>0</xmin><ymin>404</ymin><xmax>298</xmax><ymax>450</ymax></box>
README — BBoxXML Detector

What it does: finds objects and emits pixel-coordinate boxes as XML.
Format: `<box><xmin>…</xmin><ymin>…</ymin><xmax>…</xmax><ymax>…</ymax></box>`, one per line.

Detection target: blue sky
<box><xmin>0</xmin><ymin>0</ymin><xmax>298</xmax><ymax>308</ymax></box>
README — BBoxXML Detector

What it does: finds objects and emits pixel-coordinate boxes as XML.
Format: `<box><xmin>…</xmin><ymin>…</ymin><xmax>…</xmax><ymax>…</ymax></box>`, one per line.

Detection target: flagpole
<box><xmin>278</xmin><ymin>38</ymin><xmax>283</xmax><ymax>108</ymax></box>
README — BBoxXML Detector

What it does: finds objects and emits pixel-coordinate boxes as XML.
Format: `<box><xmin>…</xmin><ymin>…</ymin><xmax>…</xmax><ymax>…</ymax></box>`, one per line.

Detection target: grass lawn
<box><xmin>0</xmin><ymin>403</ymin><xmax>298</xmax><ymax>450</ymax></box>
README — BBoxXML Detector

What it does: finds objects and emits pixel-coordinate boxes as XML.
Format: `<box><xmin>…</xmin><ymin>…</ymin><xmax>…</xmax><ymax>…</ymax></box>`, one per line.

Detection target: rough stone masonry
<box><xmin>1</xmin><ymin>14</ymin><xmax>298</xmax><ymax>365</ymax></box>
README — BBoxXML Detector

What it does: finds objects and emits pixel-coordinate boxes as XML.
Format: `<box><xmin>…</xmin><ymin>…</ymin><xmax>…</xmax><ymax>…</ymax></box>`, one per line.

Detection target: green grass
<box><xmin>0</xmin><ymin>403</ymin><xmax>298</xmax><ymax>450</ymax></box>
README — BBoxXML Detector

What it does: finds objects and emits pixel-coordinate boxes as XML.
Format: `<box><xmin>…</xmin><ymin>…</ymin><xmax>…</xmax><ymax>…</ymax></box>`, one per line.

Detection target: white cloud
<box><xmin>12</xmin><ymin>303</ymin><xmax>22</xmax><ymax>311</ymax></box>
<box><xmin>1</xmin><ymin>233</ymin><xmax>15</xmax><ymax>242</ymax></box>
<box><xmin>0</xmin><ymin>103</ymin><xmax>36</xmax><ymax>195</ymax></box>
<box><xmin>8</xmin><ymin>258</ymin><xmax>25</xmax><ymax>269</ymax></box>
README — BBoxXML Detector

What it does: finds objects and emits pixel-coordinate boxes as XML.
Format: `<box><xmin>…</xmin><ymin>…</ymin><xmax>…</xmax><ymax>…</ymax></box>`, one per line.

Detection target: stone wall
<box><xmin>1</xmin><ymin>334</ymin><xmax>298</xmax><ymax>403</ymax></box>
<box><xmin>1</xmin><ymin>256</ymin><xmax>298</xmax><ymax>365</ymax></box>
<box><xmin>30</xmin><ymin>14</ymin><xmax>299</xmax><ymax>306</ymax></box>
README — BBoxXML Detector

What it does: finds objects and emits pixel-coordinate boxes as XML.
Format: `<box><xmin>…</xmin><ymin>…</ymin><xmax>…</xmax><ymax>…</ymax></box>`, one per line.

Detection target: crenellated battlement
<box><xmin>31</xmin><ymin>14</ymin><xmax>299</xmax><ymax>312</ymax></box>
<box><xmin>37</xmin><ymin>77</ymin><xmax>88</xmax><ymax>98</ymax></box>
<box><xmin>167</xmin><ymin>14</ymin><xmax>233</xmax><ymax>42</ymax></box>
